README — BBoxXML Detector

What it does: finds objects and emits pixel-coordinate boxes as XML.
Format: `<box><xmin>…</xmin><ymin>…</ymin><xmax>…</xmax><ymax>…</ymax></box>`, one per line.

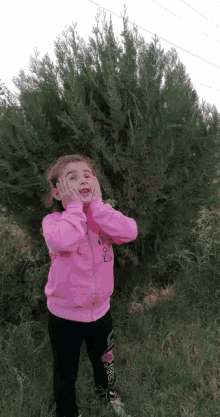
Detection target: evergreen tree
<box><xmin>0</xmin><ymin>5</ymin><xmax>220</xmax><ymax>281</ymax></box>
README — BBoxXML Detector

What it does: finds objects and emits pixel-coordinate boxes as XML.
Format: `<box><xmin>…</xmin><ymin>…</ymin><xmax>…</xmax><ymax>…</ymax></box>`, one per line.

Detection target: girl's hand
<box><xmin>92</xmin><ymin>176</ymin><xmax>102</xmax><ymax>199</ymax></box>
<box><xmin>57</xmin><ymin>177</ymin><xmax>83</xmax><ymax>209</ymax></box>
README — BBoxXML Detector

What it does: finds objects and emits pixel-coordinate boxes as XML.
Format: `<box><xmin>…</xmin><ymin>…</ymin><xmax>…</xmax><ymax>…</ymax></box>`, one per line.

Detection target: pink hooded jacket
<box><xmin>42</xmin><ymin>197</ymin><xmax>138</xmax><ymax>322</ymax></box>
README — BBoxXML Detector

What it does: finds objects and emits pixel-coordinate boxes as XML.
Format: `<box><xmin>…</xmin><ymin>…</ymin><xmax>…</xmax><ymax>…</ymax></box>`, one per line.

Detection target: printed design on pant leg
<box><xmin>101</xmin><ymin>329</ymin><xmax>113</xmax><ymax>367</ymax></box>
<box><xmin>100</xmin><ymin>329</ymin><xmax>117</xmax><ymax>401</ymax></box>
<box><xmin>102</xmin><ymin>348</ymin><xmax>113</xmax><ymax>363</ymax></box>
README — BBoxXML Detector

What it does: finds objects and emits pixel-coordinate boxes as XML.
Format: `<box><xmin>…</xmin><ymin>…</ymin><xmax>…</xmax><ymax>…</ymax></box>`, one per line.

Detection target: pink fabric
<box><xmin>42</xmin><ymin>197</ymin><xmax>138</xmax><ymax>322</ymax></box>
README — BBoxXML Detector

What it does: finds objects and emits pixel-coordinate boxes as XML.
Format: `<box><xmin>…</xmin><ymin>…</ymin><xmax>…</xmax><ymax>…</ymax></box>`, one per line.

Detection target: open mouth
<box><xmin>79</xmin><ymin>190</ymin><xmax>91</xmax><ymax>197</ymax></box>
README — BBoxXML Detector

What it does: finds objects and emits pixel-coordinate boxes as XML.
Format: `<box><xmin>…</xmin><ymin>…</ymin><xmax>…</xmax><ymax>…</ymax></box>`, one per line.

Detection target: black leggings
<box><xmin>48</xmin><ymin>308</ymin><xmax>117</xmax><ymax>417</ymax></box>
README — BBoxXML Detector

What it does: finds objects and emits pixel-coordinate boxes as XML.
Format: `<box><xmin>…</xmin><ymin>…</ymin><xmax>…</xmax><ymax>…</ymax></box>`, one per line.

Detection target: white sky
<box><xmin>1</xmin><ymin>0</ymin><xmax>220</xmax><ymax>115</ymax></box>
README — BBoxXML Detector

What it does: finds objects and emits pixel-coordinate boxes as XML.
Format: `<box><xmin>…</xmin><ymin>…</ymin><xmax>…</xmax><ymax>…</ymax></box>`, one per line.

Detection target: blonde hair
<box><xmin>40</xmin><ymin>154</ymin><xmax>102</xmax><ymax>238</ymax></box>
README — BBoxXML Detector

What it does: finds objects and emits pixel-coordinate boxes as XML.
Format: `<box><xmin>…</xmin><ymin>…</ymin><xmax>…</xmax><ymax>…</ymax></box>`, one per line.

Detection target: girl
<box><xmin>42</xmin><ymin>155</ymin><xmax>137</xmax><ymax>417</ymax></box>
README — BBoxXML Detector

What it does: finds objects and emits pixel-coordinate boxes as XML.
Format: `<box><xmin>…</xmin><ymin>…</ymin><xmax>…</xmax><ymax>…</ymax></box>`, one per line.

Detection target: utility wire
<box><xmin>152</xmin><ymin>0</ymin><xmax>220</xmax><ymax>46</ymax></box>
<box><xmin>88</xmin><ymin>0</ymin><xmax>220</xmax><ymax>93</ymax></box>
<box><xmin>195</xmin><ymin>82</ymin><xmax>220</xmax><ymax>93</ymax></box>
<box><xmin>180</xmin><ymin>0</ymin><xmax>220</xmax><ymax>30</ymax></box>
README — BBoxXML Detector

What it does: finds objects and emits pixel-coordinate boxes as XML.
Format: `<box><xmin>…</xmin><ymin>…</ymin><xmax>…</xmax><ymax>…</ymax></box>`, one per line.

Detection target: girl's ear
<box><xmin>92</xmin><ymin>175</ymin><xmax>96</xmax><ymax>194</ymax></box>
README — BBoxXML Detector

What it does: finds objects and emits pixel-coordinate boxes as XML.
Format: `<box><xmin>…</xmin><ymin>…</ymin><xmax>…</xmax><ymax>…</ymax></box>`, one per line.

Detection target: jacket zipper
<box><xmin>86</xmin><ymin>224</ymin><xmax>97</xmax><ymax>322</ymax></box>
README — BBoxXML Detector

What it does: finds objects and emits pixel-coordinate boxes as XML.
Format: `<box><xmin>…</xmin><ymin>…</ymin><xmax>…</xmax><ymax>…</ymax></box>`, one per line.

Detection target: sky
<box><xmin>1</xmin><ymin>0</ymin><xmax>220</xmax><ymax>116</ymax></box>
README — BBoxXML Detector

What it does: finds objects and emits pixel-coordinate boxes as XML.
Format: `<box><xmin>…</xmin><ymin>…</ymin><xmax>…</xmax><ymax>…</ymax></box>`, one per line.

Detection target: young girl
<box><xmin>42</xmin><ymin>155</ymin><xmax>137</xmax><ymax>417</ymax></box>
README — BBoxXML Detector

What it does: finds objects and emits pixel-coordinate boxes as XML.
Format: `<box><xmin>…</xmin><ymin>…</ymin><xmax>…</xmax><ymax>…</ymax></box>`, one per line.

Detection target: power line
<box><xmin>152</xmin><ymin>0</ymin><xmax>220</xmax><ymax>46</ymax></box>
<box><xmin>195</xmin><ymin>82</ymin><xmax>220</xmax><ymax>93</ymax></box>
<box><xmin>180</xmin><ymin>0</ymin><xmax>220</xmax><ymax>30</ymax></box>
<box><xmin>88</xmin><ymin>0</ymin><xmax>220</xmax><ymax>70</ymax></box>
<box><xmin>88</xmin><ymin>0</ymin><xmax>220</xmax><ymax>93</ymax></box>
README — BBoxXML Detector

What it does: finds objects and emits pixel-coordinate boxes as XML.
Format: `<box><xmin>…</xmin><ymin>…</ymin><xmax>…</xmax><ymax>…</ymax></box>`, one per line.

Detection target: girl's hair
<box><xmin>40</xmin><ymin>154</ymin><xmax>101</xmax><ymax>226</ymax></box>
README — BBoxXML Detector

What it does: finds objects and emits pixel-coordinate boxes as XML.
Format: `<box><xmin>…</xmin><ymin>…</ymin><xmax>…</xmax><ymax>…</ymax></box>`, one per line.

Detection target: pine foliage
<box><xmin>0</xmin><ymin>5</ymin><xmax>220</xmax><ymax>282</ymax></box>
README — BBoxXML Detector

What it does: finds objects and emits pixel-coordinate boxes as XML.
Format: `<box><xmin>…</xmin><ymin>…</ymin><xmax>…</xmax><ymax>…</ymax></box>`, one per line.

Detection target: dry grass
<box><xmin>1</xmin><ymin>210</ymin><xmax>220</xmax><ymax>416</ymax></box>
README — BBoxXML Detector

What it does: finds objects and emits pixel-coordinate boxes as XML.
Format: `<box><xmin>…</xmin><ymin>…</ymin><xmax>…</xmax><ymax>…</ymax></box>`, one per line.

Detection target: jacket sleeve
<box><xmin>89</xmin><ymin>197</ymin><xmax>138</xmax><ymax>245</ymax></box>
<box><xmin>42</xmin><ymin>201</ymin><xmax>87</xmax><ymax>253</ymax></box>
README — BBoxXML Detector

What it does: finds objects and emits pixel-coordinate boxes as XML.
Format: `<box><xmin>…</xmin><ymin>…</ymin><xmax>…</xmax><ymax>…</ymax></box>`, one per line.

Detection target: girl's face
<box><xmin>52</xmin><ymin>161</ymin><xmax>94</xmax><ymax>208</ymax></box>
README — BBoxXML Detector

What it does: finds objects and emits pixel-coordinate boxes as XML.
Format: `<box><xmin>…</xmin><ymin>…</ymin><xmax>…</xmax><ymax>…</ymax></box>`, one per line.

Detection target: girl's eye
<box><xmin>70</xmin><ymin>175</ymin><xmax>90</xmax><ymax>180</ymax></box>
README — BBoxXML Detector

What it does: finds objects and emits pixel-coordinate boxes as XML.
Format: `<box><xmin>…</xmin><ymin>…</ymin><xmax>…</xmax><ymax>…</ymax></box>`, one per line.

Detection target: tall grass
<box><xmin>1</xmin><ymin>205</ymin><xmax>220</xmax><ymax>417</ymax></box>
